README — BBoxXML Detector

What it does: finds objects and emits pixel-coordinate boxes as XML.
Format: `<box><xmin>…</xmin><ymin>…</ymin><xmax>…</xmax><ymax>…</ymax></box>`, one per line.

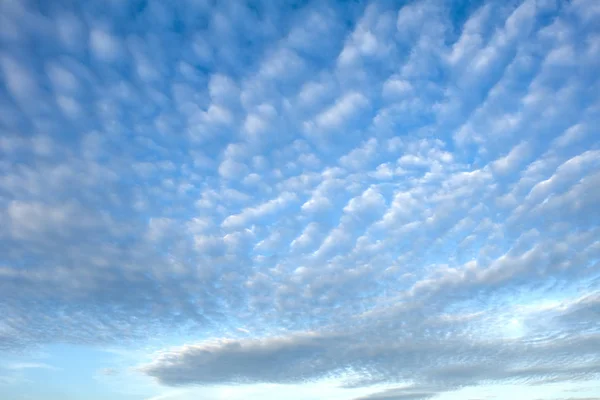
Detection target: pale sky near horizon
<box><xmin>1</xmin><ymin>0</ymin><xmax>599</xmax><ymax>399</ymax></box>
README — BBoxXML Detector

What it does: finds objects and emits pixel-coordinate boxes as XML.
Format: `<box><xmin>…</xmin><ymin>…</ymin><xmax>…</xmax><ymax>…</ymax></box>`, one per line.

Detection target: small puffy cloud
<box><xmin>258</xmin><ymin>48</ymin><xmax>306</xmax><ymax>81</ymax></box>
<box><xmin>296</xmin><ymin>79</ymin><xmax>333</xmax><ymax>110</ymax></box>
<box><xmin>290</xmin><ymin>222</ymin><xmax>322</xmax><ymax>252</ymax></box>
<box><xmin>6</xmin><ymin>200</ymin><xmax>86</xmax><ymax>240</ymax></box>
<box><xmin>340</xmin><ymin>138</ymin><xmax>378</xmax><ymax>171</ymax></box>
<box><xmin>242</xmin><ymin>104</ymin><xmax>277</xmax><ymax>141</ymax></box>
<box><xmin>343</xmin><ymin>187</ymin><xmax>386</xmax><ymax>216</ymax></box>
<box><xmin>382</xmin><ymin>77</ymin><xmax>412</xmax><ymax>99</ymax></box>
<box><xmin>218</xmin><ymin>159</ymin><xmax>248</xmax><ymax>180</ymax></box>
<box><xmin>208</xmin><ymin>73</ymin><xmax>238</xmax><ymax>104</ymax></box>
<box><xmin>370</xmin><ymin>163</ymin><xmax>395</xmax><ymax>180</ymax></box>
<box><xmin>308</xmin><ymin>92</ymin><xmax>369</xmax><ymax>132</ymax></box>
<box><xmin>0</xmin><ymin>55</ymin><xmax>39</xmax><ymax>104</ymax></box>
<box><xmin>89</xmin><ymin>28</ymin><xmax>123</xmax><ymax>62</ymax></box>
<box><xmin>301</xmin><ymin>194</ymin><xmax>332</xmax><ymax>213</ymax></box>
<box><xmin>45</xmin><ymin>62</ymin><xmax>80</xmax><ymax>94</ymax></box>
<box><xmin>222</xmin><ymin>192</ymin><xmax>297</xmax><ymax>230</ymax></box>
<box><xmin>491</xmin><ymin>141</ymin><xmax>531</xmax><ymax>175</ymax></box>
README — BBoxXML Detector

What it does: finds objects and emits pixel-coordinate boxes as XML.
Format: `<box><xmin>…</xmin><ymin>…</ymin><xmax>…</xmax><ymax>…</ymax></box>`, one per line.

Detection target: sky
<box><xmin>0</xmin><ymin>0</ymin><xmax>599</xmax><ymax>399</ymax></box>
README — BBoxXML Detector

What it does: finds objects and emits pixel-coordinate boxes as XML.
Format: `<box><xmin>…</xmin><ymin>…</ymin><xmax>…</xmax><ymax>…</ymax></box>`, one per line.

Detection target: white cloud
<box><xmin>491</xmin><ymin>142</ymin><xmax>530</xmax><ymax>175</ymax></box>
<box><xmin>243</xmin><ymin>114</ymin><xmax>268</xmax><ymax>137</ymax></box>
<box><xmin>45</xmin><ymin>61</ymin><xmax>80</xmax><ymax>94</ymax></box>
<box><xmin>340</xmin><ymin>138</ymin><xmax>378</xmax><ymax>171</ymax></box>
<box><xmin>296</xmin><ymin>80</ymin><xmax>333</xmax><ymax>110</ymax></box>
<box><xmin>382</xmin><ymin>77</ymin><xmax>412</xmax><ymax>99</ymax></box>
<box><xmin>7</xmin><ymin>201</ymin><xmax>81</xmax><ymax>239</ymax></box>
<box><xmin>218</xmin><ymin>159</ymin><xmax>248</xmax><ymax>180</ymax></box>
<box><xmin>309</xmin><ymin>92</ymin><xmax>369</xmax><ymax>132</ymax></box>
<box><xmin>222</xmin><ymin>192</ymin><xmax>297</xmax><ymax>230</ymax></box>
<box><xmin>552</xmin><ymin>123</ymin><xmax>587</xmax><ymax>148</ymax></box>
<box><xmin>343</xmin><ymin>187</ymin><xmax>386</xmax><ymax>216</ymax></box>
<box><xmin>242</xmin><ymin>104</ymin><xmax>277</xmax><ymax>140</ymax></box>
<box><xmin>258</xmin><ymin>48</ymin><xmax>305</xmax><ymax>81</ymax></box>
<box><xmin>55</xmin><ymin>12</ymin><xmax>86</xmax><ymax>51</ymax></box>
<box><xmin>89</xmin><ymin>28</ymin><xmax>122</xmax><ymax>62</ymax></box>
<box><xmin>290</xmin><ymin>222</ymin><xmax>322</xmax><ymax>252</ymax></box>
<box><xmin>370</xmin><ymin>163</ymin><xmax>395</xmax><ymax>180</ymax></box>
<box><xmin>301</xmin><ymin>194</ymin><xmax>331</xmax><ymax>213</ymax></box>
<box><xmin>0</xmin><ymin>55</ymin><xmax>38</xmax><ymax>103</ymax></box>
<box><xmin>208</xmin><ymin>73</ymin><xmax>238</xmax><ymax>104</ymax></box>
<box><xmin>8</xmin><ymin>362</ymin><xmax>58</xmax><ymax>371</ymax></box>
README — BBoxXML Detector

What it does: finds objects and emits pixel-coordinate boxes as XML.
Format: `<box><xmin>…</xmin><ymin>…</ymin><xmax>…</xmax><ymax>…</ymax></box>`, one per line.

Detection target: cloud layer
<box><xmin>0</xmin><ymin>0</ymin><xmax>599</xmax><ymax>398</ymax></box>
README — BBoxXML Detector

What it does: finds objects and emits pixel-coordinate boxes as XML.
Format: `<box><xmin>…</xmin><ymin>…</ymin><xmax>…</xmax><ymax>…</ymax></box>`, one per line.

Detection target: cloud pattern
<box><xmin>1</xmin><ymin>0</ymin><xmax>599</xmax><ymax>398</ymax></box>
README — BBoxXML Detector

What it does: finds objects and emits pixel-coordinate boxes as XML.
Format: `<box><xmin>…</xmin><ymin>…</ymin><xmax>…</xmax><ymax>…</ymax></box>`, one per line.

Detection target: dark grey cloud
<box><xmin>142</xmin><ymin>298</ymin><xmax>600</xmax><ymax>393</ymax></box>
<box><xmin>353</xmin><ymin>387</ymin><xmax>437</xmax><ymax>400</ymax></box>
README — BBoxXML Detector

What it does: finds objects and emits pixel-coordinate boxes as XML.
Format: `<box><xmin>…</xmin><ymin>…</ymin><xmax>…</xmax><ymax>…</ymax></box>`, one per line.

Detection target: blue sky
<box><xmin>0</xmin><ymin>0</ymin><xmax>599</xmax><ymax>399</ymax></box>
